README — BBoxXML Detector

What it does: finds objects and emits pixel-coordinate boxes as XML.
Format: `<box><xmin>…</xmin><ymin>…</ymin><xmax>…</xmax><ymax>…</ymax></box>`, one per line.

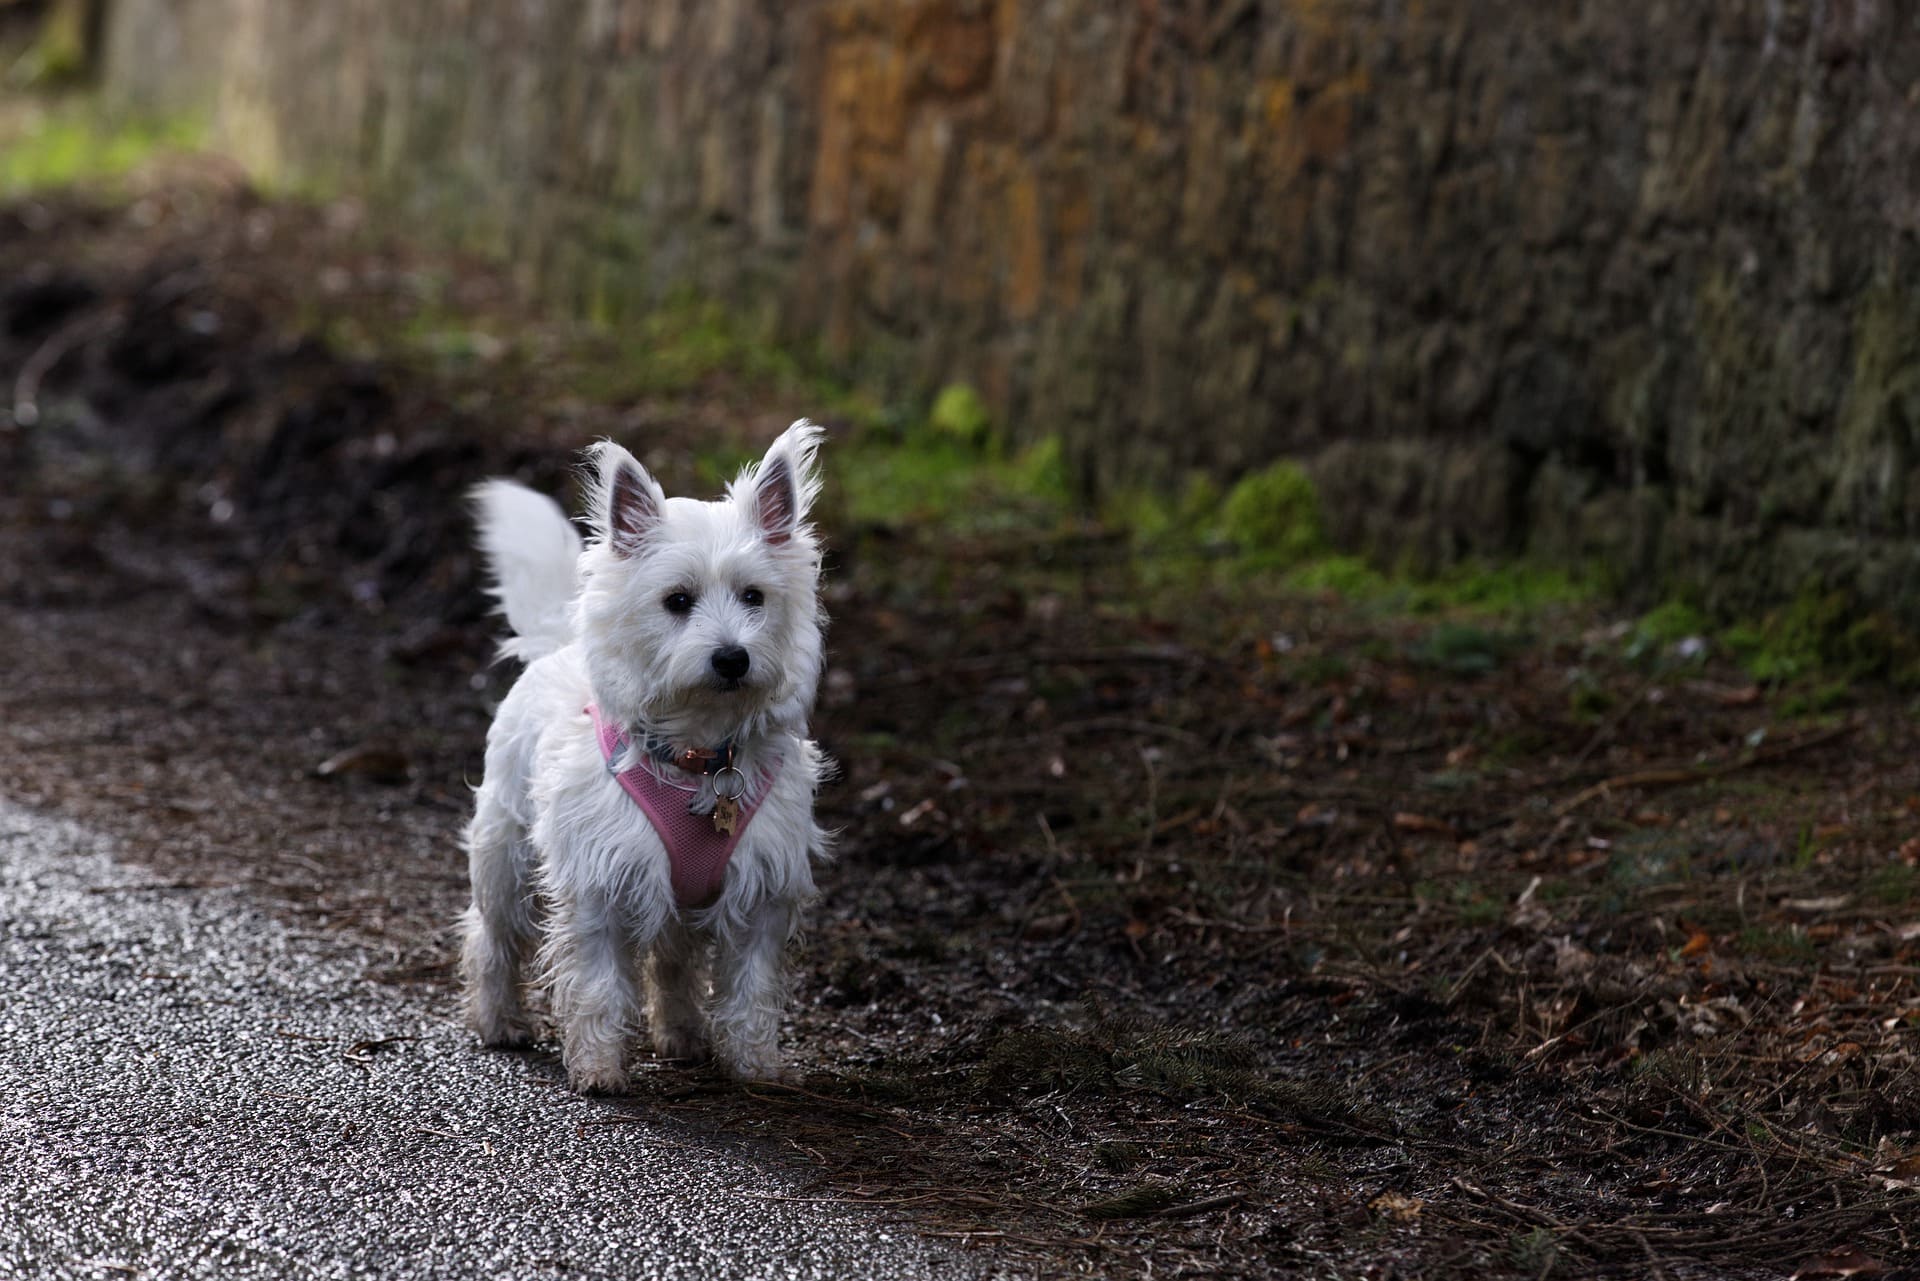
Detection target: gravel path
<box><xmin>0</xmin><ymin>803</ymin><xmax>982</xmax><ymax>1280</ymax></box>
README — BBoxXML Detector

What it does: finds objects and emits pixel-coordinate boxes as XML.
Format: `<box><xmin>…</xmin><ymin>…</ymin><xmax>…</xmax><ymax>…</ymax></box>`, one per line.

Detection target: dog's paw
<box><xmin>649</xmin><ymin>1025</ymin><xmax>711</xmax><ymax>1064</ymax></box>
<box><xmin>469</xmin><ymin>1011</ymin><xmax>536</xmax><ymax>1050</ymax></box>
<box><xmin>567</xmin><ymin>1062</ymin><xmax>632</xmax><ymax>1095</ymax></box>
<box><xmin>721</xmin><ymin>1050</ymin><xmax>793</xmax><ymax>1085</ymax></box>
<box><xmin>473</xmin><ymin>1019</ymin><xmax>535</xmax><ymax>1050</ymax></box>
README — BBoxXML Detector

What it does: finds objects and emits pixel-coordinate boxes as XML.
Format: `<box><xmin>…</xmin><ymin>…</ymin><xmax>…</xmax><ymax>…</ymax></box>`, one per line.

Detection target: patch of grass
<box><xmin>1414</xmin><ymin>879</ymin><xmax>1501</xmax><ymax>925</ymax></box>
<box><xmin>1606</xmin><ymin>834</ymin><xmax>1694</xmax><ymax>890</ymax></box>
<box><xmin>1566</xmin><ymin>667</ymin><xmax>1612</xmax><ymax>718</ymax></box>
<box><xmin>1292</xmin><ymin>651</ymin><xmax>1353</xmax><ymax>685</ymax></box>
<box><xmin>965</xmin><ymin>1008</ymin><xmax>1391</xmax><ymax>1130</ymax></box>
<box><xmin>1626</xmin><ymin>599</ymin><xmax>1712</xmax><ymax>666</ymax></box>
<box><xmin>1866</xmin><ymin>862</ymin><xmax>1918</xmax><ymax>907</ymax></box>
<box><xmin>1792</xmin><ymin>823</ymin><xmax>1819</xmax><ymax>872</ymax></box>
<box><xmin>1737</xmin><ymin>925</ymin><xmax>1816</xmax><ymax>962</ymax></box>
<box><xmin>1409</xmin><ymin>622</ymin><xmax>1515</xmax><ymax>675</ymax></box>
<box><xmin>1078</xmin><ymin>1181</ymin><xmax>1186</xmax><ymax>1220</ymax></box>
<box><xmin>0</xmin><ymin>107</ymin><xmax>206</xmax><ymax>196</ymax></box>
<box><xmin>1511</xmin><ymin>1227</ymin><xmax>1560</xmax><ymax>1276</ymax></box>
<box><xmin>563</xmin><ymin>296</ymin><xmax>813</xmax><ymax>402</ymax></box>
<box><xmin>974</xmin><ymin>1021</ymin><xmax>1229</xmax><ymax>1099</ymax></box>
<box><xmin>1776</xmin><ymin>678</ymin><xmax>1855</xmax><ymax>718</ymax></box>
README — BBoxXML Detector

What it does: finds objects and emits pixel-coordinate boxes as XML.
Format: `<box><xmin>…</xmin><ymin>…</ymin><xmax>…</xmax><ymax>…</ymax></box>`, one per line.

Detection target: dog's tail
<box><xmin>471</xmin><ymin>479</ymin><xmax>582</xmax><ymax>662</ymax></box>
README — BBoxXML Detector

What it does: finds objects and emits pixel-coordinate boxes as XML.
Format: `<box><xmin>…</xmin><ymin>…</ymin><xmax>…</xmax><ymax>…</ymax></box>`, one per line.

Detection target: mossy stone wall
<box><xmin>98</xmin><ymin>0</ymin><xmax>1920</xmax><ymax>619</ymax></box>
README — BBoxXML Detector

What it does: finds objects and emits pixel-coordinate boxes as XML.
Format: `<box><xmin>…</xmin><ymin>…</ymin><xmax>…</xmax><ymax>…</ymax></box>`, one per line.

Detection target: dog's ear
<box><xmin>585</xmin><ymin>441</ymin><xmax>666</xmax><ymax>558</ymax></box>
<box><xmin>741</xmin><ymin>419</ymin><xmax>824</xmax><ymax>546</ymax></box>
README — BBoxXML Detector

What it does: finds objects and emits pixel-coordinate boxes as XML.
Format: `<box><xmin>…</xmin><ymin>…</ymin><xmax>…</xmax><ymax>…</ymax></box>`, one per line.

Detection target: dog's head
<box><xmin>575</xmin><ymin>420</ymin><xmax>826</xmax><ymax>745</ymax></box>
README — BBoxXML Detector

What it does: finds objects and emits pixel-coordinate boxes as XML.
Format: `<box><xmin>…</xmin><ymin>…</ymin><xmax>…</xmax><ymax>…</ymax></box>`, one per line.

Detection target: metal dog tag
<box><xmin>712</xmin><ymin>765</ymin><xmax>746</xmax><ymax>835</ymax></box>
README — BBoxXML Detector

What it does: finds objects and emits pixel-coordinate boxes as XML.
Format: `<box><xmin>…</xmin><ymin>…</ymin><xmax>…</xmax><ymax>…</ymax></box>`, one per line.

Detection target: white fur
<box><xmin>459</xmin><ymin>421</ymin><xmax>831</xmax><ymax>1089</ymax></box>
<box><xmin>470</xmin><ymin>479</ymin><xmax>583</xmax><ymax>662</ymax></box>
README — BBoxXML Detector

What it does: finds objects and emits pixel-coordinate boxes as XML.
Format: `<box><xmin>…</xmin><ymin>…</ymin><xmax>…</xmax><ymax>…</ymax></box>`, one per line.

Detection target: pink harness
<box><xmin>586</xmin><ymin>705</ymin><xmax>775</xmax><ymax>909</ymax></box>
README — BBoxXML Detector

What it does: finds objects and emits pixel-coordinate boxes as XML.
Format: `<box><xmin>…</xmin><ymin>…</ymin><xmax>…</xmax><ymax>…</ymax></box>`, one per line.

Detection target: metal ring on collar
<box><xmin>712</xmin><ymin>764</ymin><xmax>748</xmax><ymax>801</ymax></box>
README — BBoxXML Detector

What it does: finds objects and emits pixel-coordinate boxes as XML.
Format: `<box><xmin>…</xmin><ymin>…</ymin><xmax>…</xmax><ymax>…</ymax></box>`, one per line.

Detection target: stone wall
<box><xmin>97</xmin><ymin>1</ymin><xmax>1920</xmax><ymax>617</ymax></box>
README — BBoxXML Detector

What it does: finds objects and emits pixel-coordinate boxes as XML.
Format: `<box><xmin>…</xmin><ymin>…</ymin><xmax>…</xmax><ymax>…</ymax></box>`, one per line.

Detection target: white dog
<box><xmin>458</xmin><ymin>421</ymin><xmax>830</xmax><ymax>1090</ymax></box>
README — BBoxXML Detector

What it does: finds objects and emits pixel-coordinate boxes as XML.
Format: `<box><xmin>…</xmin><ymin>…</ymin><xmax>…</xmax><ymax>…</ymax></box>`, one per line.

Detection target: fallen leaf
<box><xmin>1680</xmin><ymin>930</ymin><xmax>1712</xmax><ymax>958</ymax></box>
<box><xmin>1878</xmin><ymin>1150</ymin><xmax>1920</xmax><ymax>1189</ymax></box>
<box><xmin>1295</xmin><ymin>803</ymin><xmax>1338</xmax><ymax>827</ymax></box>
<box><xmin>1792</xmin><ymin>1246</ymin><xmax>1887</xmax><ymax>1278</ymax></box>
<box><xmin>1368</xmin><ymin>1190</ymin><xmax>1423</xmax><ymax>1223</ymax></box>
<box><xmin>314</xmin><ymin>743</ymin><xmax>411</xmax><ymax>783</ymax></box>
<box><xmin>1023</xmin><ymin>913</ymin><xmax>1076</xmax><ymax>941</ymax></box>
<box><xmin>1394</xmin><ymin>812</ymin><xmax>1457</xmax><ymax>838</ymax></box>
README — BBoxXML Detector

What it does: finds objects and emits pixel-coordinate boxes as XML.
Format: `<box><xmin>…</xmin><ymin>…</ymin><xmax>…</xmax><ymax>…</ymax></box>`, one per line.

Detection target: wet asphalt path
<box><xmin>0</xmin><ymin>804</ymin><xmax>984</xmax><ymax>1280</ymax></box>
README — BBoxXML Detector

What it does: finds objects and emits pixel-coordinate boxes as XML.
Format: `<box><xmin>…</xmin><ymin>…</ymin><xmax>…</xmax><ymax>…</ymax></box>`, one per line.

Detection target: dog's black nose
<box><xmin>711</xmin><ymin>646</ymin><xmax>751</xmax><ymax>681</ymax></box>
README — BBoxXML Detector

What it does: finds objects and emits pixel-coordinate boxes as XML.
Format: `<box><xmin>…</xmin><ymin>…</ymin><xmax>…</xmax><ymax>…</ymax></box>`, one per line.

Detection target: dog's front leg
<box><xmin>544</xmin><ymin>884</ymin><xmax>643</xmax><ymax>1093</ymax></box>
<box><xmin>709</xmin><ymin>898</ymin><xmax>797</xmax><ymax>1083</ymax></box>
<box><xmin>645</xmin><ymin>920</ymin><xmax>711</xmax><ymax>1063</ymax></box>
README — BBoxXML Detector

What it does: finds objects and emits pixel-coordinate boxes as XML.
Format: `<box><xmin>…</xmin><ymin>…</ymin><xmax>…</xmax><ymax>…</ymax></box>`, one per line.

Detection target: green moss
<box><xmin>1110</xmin><ymin>473</ymin><xmax>1226</xmax><ymax>553</ymax></box>
<box><xmin>0</xmin><ymin>108</ymin><xmax>207</xmax><ymax>196</ymax></box>
<box><xmin>1721</xmin><ymin>587</ymin><xmax>1920</xmax><ymax>687</ymax></box>
<box><xmin>927</xmin><ymin>383</ymin><xmax>993</xmax><ymax>447</ymax></box>
<box><xmin>824</xmin><ymin>377</ymin><xmax>1073</xmax><ymax>533</ymax></box>
<box><xmin>1638</xmin><ymin>601</ymin><xmax>1710</xmax><ymax>645</ymax></box>
<box><xmin>1221</xmin><ymin>460</ymin><xmax>1324</xmax><ymax>568</ymax></box>
<box><xmin>1283</xmin><ymin>555</ymin><xmax>1389</xmax><ymax>599</ymax></box>
<box><xmin>1273</xmin><ymin>555</ymin><xmax>1594</xmax><ymax>620</ymax></box>
<box><xmin>1416</xmin><ymin>562</ymin><xmax>1593</xmax><ymax>613</ymax></box>
<box><xmin>1008</xmin><ymin>434</ymin><xmax>1071</xmax><ymax>503</ymax></box>
<box><xmin>583</xmin><ymin>297</ymin><xmax>806</xmax><ymax>400</ymax></box>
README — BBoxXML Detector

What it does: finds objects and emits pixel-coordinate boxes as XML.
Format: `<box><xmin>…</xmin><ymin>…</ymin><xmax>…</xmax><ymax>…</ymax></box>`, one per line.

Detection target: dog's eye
<box><xmin>663</xmin><ymin>591</ymin><xmax>695</xmax><ymax>616</ymax></box>
<box><xmin>741</xmin><ymin>587</ymin><xmax>765</xmax><ymax>608</ymax></box>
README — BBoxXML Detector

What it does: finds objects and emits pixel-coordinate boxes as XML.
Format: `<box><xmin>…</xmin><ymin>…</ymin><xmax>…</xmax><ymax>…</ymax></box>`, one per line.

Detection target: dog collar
<box><xmin>635</xmin><ymin>729</ymin><xmax>739</xmax><ymax>778</ymax></box>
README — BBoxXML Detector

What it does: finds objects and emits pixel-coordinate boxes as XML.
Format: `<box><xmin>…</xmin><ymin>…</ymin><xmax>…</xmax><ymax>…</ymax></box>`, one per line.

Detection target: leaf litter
<box><xmin>4</xmin><ymin>179</ymin><xmax>1920</xmax><ymax>1277</ymax></box>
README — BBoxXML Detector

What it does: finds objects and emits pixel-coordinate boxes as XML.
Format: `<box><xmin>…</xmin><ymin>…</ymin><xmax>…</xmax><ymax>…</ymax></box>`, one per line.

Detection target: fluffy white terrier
<box><xmin>459</xmin><ymin>421</ymin><xmax>830</xmax><ymax>1090</ymax></box>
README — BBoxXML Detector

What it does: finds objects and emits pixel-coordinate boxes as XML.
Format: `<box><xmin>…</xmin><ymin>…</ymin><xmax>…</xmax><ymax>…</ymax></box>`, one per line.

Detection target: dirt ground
<box><xmin>6</xmin><ymin>176</ymin><xmax>1920</xmax><ymax>1280</ymax></box>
